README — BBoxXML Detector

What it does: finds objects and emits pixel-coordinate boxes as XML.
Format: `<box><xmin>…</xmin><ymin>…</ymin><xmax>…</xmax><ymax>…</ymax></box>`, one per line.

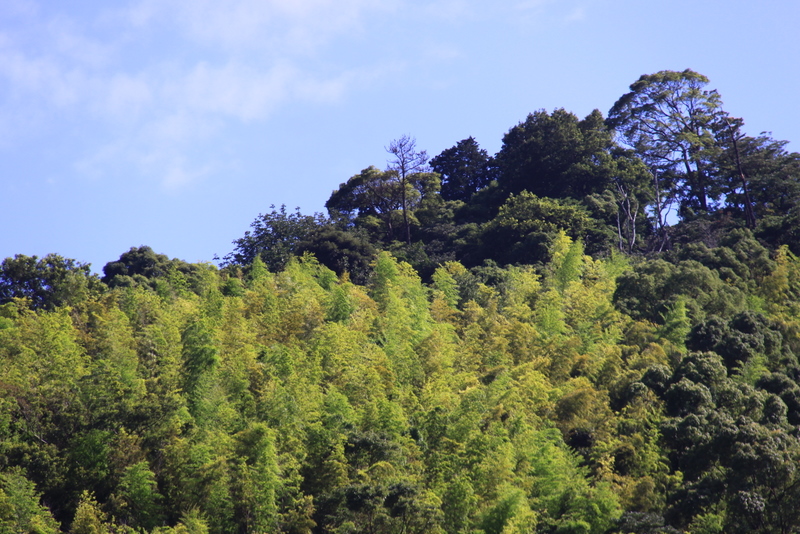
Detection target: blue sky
<box><xmin>1</xmin><ymin>0</ymin><xmax>798</xmax><ymax>273</ymax></box>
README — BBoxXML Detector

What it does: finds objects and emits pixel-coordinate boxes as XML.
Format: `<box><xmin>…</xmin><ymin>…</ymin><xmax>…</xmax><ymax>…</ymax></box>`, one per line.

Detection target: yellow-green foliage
<box><xmin>8</xmin><ymin>242</ymin><xmax>800</xmax><ymax>534</ymax></box>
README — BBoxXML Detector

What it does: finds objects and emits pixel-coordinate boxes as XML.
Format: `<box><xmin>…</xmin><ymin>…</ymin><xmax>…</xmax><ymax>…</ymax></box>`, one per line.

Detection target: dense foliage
<box><xmin>3</xmin><ymin>69</ymin><xmax>800</xmax><ymax>534</ymax></box>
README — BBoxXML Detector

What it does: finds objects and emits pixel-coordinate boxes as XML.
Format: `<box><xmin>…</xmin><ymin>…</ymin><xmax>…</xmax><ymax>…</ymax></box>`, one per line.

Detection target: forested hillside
<box><xmin>2</xmin><ymin>69</ymin><xmax>800</xmax><ymax>534</ymax></box>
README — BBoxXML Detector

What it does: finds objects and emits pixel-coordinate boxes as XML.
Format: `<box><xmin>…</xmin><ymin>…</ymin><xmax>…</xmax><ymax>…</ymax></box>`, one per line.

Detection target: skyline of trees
<box><xmin>3</xmin><ymin>69</ymin><xmax>800</xmax><ymax>534</ymax></box>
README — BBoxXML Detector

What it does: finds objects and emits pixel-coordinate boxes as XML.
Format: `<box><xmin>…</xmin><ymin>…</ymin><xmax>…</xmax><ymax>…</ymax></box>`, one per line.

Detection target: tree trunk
<box><xmin>724</xmin><ymin>118</ymin><xmax>756</xmax><ymax>229</ymax></box>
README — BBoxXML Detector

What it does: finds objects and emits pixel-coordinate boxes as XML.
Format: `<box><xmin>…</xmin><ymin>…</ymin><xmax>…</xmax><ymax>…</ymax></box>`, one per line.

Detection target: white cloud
<box><xmin>87</xmin><ymin>73</ymin><xmax>152</xmax><ymax>120</ymax></box>
<box><xmin>565</xmin><ymin>6</ymin><xmax>586</xmax><ymax>22</ymax></box>
<box><xmin>178</xmin><ymin>61</ymin><xmax>295</xmax><ymax>121</ymax></box>
<box><xmin>422</xmin><ymin>42</ymin><xmax>461</xmax><ymax>62</ymax></box>
<box><xmin>121</xmin><ymin>1</ymin><xmax>158</xmax><ymax>28</ymax></box>
<box><xmin>0</xmin><ymin>0</ymin><xmax>410</xmax><ymax>189</ymax></box>
<box><xmin>506</xmin><ymin>0</ymin><xmax>591</xmax><ymax>30</ymax></box>
<box><xmin>126</xmin><ymin>0</ymin><xmax>395</xmax><ymax>54</ymax></box>
<box><xmin>47</xmin><ymin>16</ymin><xmax>114</xmax><ymax>68</ymax></box>
<box><xmin>0</xmin><ymin>0</ymin><xmax>402</xmax><ymax>113</ymax></box>
<box><xmin>514</xmin><ymin>0</ymin><xmax>551</xmax><ymax>11</ymax></box>
<box><xmin>73</xmin><ymin>111</ymin><xmax>216</xmax><ymax>190</ymax></box>
<box><xmin>2</xmin><ymin>0</ymin><xmax>39</xmax><ymax>18</ymax></box>
<box><xmin>161</xmin><ymin>158</ymin><xmax>211</xmax><ymax>190</ymax></box>
<box><xmin>0</xmin><ymin>48</ymin><xmax>82</xmax><ymax>106</ymax></box>
<box><xmin>422</xmin><ymin>0</ymin><xmax>473</xmax><ymax>21</ymax></box>
<box><xmin>146</xmin><ymin>113</ymin><xmax>210</xmax><ymax>146</ymax></box>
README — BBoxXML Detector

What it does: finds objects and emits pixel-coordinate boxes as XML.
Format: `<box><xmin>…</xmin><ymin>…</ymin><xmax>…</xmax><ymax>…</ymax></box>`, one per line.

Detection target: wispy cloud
<box><xmin>176</xmin><ymin>61</ymin><xmax>295</xmax><ymax>121</ymax></box>
<box><xmin>0</xmin><ymin>0</ymin><xmax>399</xmax><ymax>189</ymax></box>
<box><xmin>72</xmin><ymin>111</ymin><xmax>216</xmax><ymax>192</ymax></box>
<box><xmin>47</xmin><ymin>16</ymin><xmax>114</xmax><ymax>67</ymax></box>
<box><xmin>565</xmin><ymin>6</ymin><xmax>586</xmax><ymax>22</ymax></box>
<box><xmin>161</xmin><ymin>158</ymin><xmax>213</xmax><ymax>190</ymax></box>
<box><xmin>127</xmin><ymin>0</ymin><xmax>395</xmax><ymax>53</ymax></box>
<box><xmin>97</xmin><ymin>73</ymin><xmax>153</xmax><ymax>120</ymax></box>
<box><xmin>514</xmin><ymin>0</ymin><xmax>551</xmax><ymax>12</ymax></box>
<box><xmin>2</xmin><ymin>0</ymin><xmax>40</xmax><ymax>19</ymax></box>
<box><xmin>421</xmin><ymin>0</ymin><xmax>474</xmax><ymax>22</ymax></box>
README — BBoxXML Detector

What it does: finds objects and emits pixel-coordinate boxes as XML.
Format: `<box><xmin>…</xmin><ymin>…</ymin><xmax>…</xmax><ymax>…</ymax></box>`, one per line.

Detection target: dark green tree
<box><xmin>736</xmin><ymin>136</ymin><xmax>800</xmax><ymax>217</ymax></box>
<box><xmin>495</xmin><ymin>108</ymin><xmax>615</xmax><ymax>200</ymax></box>
<box><xmin>102</xmin><ymin>246</ymin><xmax>204</xmax><ymax>296</ymax></box>
<box><xmin>0</xmin><ymin>254</ymin><xmax>102</xmax><ymax>310</ymax></box>
<box><xmin>221</xmin><ymin>205</ymin><xmax>325</xmax><ymax>271</ymax></box>
<box><xmin>326</xmin><ymin>163</ymin><xmax>440</xmax><ymax>246</ymax></box>
<box><xmin>614</xmin><ymin>258</ymin><xmax>748</xmax><ymax>324</ymax></box>
<box><xmin>296</xmin><ymin>226</ymin><xmax>377</xmax><ymax>285</ymax></box>
<box><xmin>607</xmin><ymin>69</ymin><xmax>726</xmax><ymax>215</ymax></box>
<box><xmin>386</xmin><ymin>135</ymin><xmax>432</xmax><ymax>244</ymax></box>
<box><xmin>584</xmin><ymin>148</ymin><xmax>654</xmax><ymax>253</ymax></box>
<box><xmin>430</xmin><ymin>137</ymin><xmax>497</xmax><ymax>202</ymax></box>
<box><xmin>713</xmin><ymin>116</ymin><xmax>757</xmax><ymax>228</ymax></box>
<box><xmin>326</xmin><ymin>166</ymin><xmax>407</xmax><ymax>242</ymax></box>
<box><xmin>640</xmin><ymin>345</ymin><xmax>800</xmax><ymax>533</ymax></box>
<box><xmin>728</xmin><ymin>134</ymin><xmax>800</xmax><ymax>253</ymax></box>
<box><xmin>476</xmin><ymin>192</ymin><xmax>592</xmax><ymax>266</ymax></box>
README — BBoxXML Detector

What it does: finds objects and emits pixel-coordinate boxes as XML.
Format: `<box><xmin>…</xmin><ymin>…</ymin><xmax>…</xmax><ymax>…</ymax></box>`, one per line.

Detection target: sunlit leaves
<box><xmin>0</xmin><ymin>469</ymin><xmax>59</xmax><ymax>534</ymax></box>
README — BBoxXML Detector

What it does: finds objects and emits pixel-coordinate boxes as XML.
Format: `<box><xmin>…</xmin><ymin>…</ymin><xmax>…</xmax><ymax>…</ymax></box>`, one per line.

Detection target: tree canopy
<box><xmin>4</xmin><ymin>67</ymin><xmax>800</xmax><ymax>534</ymax></box>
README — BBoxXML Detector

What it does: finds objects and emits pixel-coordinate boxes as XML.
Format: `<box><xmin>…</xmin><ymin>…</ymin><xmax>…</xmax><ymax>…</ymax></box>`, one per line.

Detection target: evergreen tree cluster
<box><xmin>2</xmin><ymin>69</ymin><xmax>800</xmax><ymax>533</ymax></box>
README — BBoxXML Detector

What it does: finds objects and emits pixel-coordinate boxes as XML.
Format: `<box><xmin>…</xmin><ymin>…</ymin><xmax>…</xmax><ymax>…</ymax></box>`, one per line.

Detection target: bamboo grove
<box><xmin>3</xmin><ymin>69</ymin><xmax>800</xmax><ymax>534</ymax></box>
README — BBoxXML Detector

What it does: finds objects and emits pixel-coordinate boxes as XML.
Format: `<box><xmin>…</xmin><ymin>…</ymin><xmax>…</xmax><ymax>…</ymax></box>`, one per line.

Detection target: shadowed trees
<box><xmin>0</xmin><ymin>254</ymin><xmax>102</xmax><ymax>310</ymax></box>
<box><xmin>430</xmin><ymin>137</ymin><xmax>497</xmax><ymax>202</ymax></box>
